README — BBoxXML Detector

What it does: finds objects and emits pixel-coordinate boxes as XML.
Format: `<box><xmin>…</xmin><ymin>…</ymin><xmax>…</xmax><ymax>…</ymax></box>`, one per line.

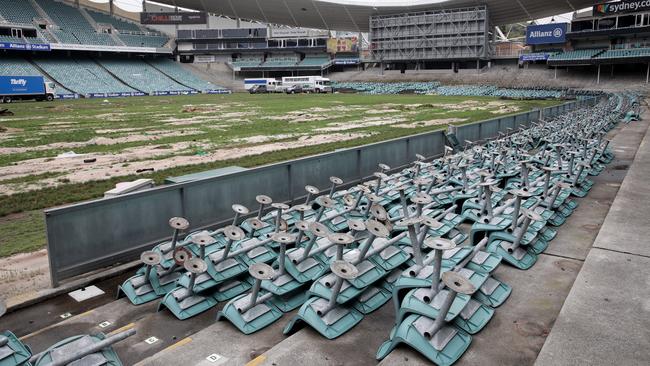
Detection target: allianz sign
<box><xmin>526</xmin><ymin>23</ymin><xmax>568</xmax><ymax>45</ymax></box>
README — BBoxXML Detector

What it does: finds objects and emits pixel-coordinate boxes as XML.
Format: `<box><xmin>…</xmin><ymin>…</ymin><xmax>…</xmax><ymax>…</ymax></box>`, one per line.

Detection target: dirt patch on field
<box><xmin>0</xmin><ymin>129</ymin><xmax>204</xmax><ymax>154</ymax></box>
<box><xmin>316</xmin><ymin>116</ymin><xmax>408</xmax><ymax>132</ymax></box>
<box><xmin>0</xmin><ymin>249</ymin><xmax>49</xmax><ymax>301</ymax></box>
<box><xmin>0</xmin><ymin>133</ymin><xmax>373</xmax><ymax>194</ymax></box>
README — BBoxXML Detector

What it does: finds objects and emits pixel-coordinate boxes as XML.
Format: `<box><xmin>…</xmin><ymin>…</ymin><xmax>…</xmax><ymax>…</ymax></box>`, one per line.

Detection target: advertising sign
<box><xmin>526</xmin><ymin>23</ymin><xmax>567</xmax><ymax>45</ymax></box>
<box><xmin>0</xmin><ymin>76</ymin><xmax>45</xmax><ymax>95</ymax></box>
<box><xmin>327</xmin><ymin>37</ymin><xmax>359</xmax><ymax>54</ymax></box>
<box><xmin>140</xmin><ymin>12</ymin><xmax>207</xmax><ymax>25</ymax></box>
<box><xmin>0</xmin><ymin>42</ymin><xmax>50</xmax><ymax>51</ymax></box>
<box><xmin>519</xmin><ymin>53</ymin><xmax>551</xmax><ymax>62</ymax></box>
<box><xmin>594</xmin><ymin>1</ymin><xmax>650</xmax><ymax>16</ymax></box>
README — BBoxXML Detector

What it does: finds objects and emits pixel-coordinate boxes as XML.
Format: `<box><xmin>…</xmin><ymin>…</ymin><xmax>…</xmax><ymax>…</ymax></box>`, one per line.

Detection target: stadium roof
<box><xmin>153</xmin><ymin>0</ymin><xmax>596</xmax><ymax>31</ymax></box>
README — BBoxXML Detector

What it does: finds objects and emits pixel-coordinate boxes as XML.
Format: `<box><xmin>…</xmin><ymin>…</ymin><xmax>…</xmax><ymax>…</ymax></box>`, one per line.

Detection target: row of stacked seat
<box><xmin>114</xmin><ymin>93</ymin><xmax>627</xmax><ymax>366</ymax></box>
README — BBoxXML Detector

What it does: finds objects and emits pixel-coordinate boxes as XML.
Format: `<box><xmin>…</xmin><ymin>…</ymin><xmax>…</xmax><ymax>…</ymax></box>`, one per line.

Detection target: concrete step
<box><xmin>535</xmin><ymin>115</ymin><xmax>650</xmax><ymax>366</ymax></box>
<box><xmin>255</xmin><ymin>301</ymin><xmax>395</xmax><ymax>366</ymax></box>
<box><xmin>135</xmin><ymin>310</ymin><xmax>296</xmax><ymax>366</ymax></box>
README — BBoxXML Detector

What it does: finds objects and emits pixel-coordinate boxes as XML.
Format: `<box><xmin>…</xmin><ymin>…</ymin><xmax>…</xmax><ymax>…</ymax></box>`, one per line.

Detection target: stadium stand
<box><xmin>86</xmin><ymin>9</ymin><xmax>141</xmax><ymax>33</ymax></box>
<box><xmin>34</xmin><ymin>0</ymin><xmax>118</xmax><ymax>46</ymax></box>
<box><xmin>596</xmin><ymin>48</ymin><xmax>650</xmax><ymax>60</ymax></box>
<box><xmin>0</xmin><ymin>0</ymin><xmax>41</xmax><ymax>25</ymax></box>
<box><xmin>33</xmin><ymin>57</ymin><xmax>137</xmax><ymax>95</ymax></box>
<box><xmin>262</xmin><ymin>53</ymin><xmax>299</xmax><ymax>67</ymax></box>
<box><xmin>119</xmin><ymin>34</ymin><xmax>169</xmax><ymax>48</ymax></box>
<box><xmin>98</xmin><ymin>58</ymin><xmax>193</xmax><ymax>94</ymax></box>
<box><xmin>0</xmin><ymin>56</ymin><xmax>72</xmax><ymax>94</ymax></box>
<box><xmin>231</xmin><ymin>55</ymin><xmax>264</xmax><ymax>69</ymax></box>
<box><xmin>298</xmin><ymin>54</ymin><xmax>331</xmax><ymax>68</ymax></box>
<box><xmin>147</xmin><ymin>58</ymin><xmax>226</xmax><ymax>91</ymax></box>
<box><xmin>548</xmin><ymin>49</ymin><xmax>605</xmax><ymax>62</ymax></box>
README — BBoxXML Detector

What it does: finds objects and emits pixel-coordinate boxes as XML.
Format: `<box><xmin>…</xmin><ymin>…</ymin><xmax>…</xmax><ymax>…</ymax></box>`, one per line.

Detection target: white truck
<box><xmin>282</xmin><ymin>76</ymin><xmax>332</xmax><ymax>93</ymax></box>
<box><xmin>244</xmin><ymin>78</ymin><xmax>284</xmax><ymax>92</ymax></box>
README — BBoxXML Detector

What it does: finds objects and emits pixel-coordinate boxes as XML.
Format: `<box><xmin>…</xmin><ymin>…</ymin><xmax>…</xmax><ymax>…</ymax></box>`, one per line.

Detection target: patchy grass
<box><xmin>0</xmin><ymin>211</ymin><xmax>46</xmax><ymax>257</ymax></box>
<box><xmin>0</xmin><ymin>93</ymin><xmax>561</xmax><ymax>257</ymax></box>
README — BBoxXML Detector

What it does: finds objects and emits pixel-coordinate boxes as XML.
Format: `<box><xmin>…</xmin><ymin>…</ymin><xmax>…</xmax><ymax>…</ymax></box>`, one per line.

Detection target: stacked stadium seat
<box><xmin>33</xmin><ymin>57</ymin><xmax>137</xmax><ymax>95</ymax></box>
<box><xmin>148</xmin><ymin>58</ymin><xmax>226</xmax><ymax>91</ymax></box>
<box><xmin>0</xmin><ymin>0</ymin><xmax>41</xmax><ymax>25</ymax></box>
<box><xmin>98</xmin><ymin>58</ymin><xmax>193</xmax><ymax>94</ymax></box>
<box><xmin>34</xmin><ymin>0</ymin><xmax>118</xmax><ymax>46</ymax></box>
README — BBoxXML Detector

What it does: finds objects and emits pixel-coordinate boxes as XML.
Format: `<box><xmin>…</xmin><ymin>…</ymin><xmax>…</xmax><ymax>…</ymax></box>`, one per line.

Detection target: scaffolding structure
<box><xmin>369</xmin><ymin>6</ymin><xmax>489</xmax><ymax>62</ymax></box>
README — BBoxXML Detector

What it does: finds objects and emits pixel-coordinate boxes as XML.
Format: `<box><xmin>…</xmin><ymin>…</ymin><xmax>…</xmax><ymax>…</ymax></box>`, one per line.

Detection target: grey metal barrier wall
<box><xmin>44</xmin><ymin>99</ymin><xmax>593</xmax><ymax>286</ymax></box>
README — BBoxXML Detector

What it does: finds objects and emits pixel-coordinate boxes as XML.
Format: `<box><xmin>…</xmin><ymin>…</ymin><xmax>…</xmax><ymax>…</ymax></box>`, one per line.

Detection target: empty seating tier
<box><xmin>596</xmin><ymin>48</ymin><xmax>650</xmax><ymax>59</ymax></box>
<box><xmin>98</xmin><ymin>58</ymin><xmax>193</xmax><ymax>94</ymax></box>
<box><xmin>34</xmin><ymin>0</ymin><xmax>118</xmax><ymax>46</ymax></box>
<box><xmin>0</xmin><ymin>57</ymin><xmax>72</xmax><ymax>95</ymax></box>
<box><xmin>86</xmin><ymin>9</ymin><xmax>141</xmax><ymax>32</ymax></box>
<box><xmin>33</xmin><ymin>57</ymin><xmax>137</xmax><ymax>95</ymax></box>
<box><xmin>298</xmin><ymin>54</ymin><xmax>331</xmax><ymax>68</ymax></box>
<box><xmin>548</xmin><ymin>49</ymin><xmax>605</xmax><ymax>62</ymax></box>
<box><xmin>118</xmin><ymin>34</ymin><xmax>168</xmax><ymax>48</ymax></box>
<box><xmin>262</xmin><ymin>54</ymin><xmax>299</xmax><ymax>67</ymax></box>
<box><xmin>148</xmin><ymin>58</ymin><xmax>226</xmax><ymax>91</ymax></box>
<box><xmin>0</xmin><ymin>0</ymin><xmax>41</xmax><ymax>25</ymax></box>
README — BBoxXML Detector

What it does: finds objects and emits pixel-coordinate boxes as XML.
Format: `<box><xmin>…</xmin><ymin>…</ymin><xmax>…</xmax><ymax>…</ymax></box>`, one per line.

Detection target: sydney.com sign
<box><xmin>526</xmin><ymin>23</ymin><xmax>568</xmax><ymax>45</ymax></box>
<box><xmin>595</xmin><ymin>1</ymin><xmax>650</xmax><ymax>16</ymax></box>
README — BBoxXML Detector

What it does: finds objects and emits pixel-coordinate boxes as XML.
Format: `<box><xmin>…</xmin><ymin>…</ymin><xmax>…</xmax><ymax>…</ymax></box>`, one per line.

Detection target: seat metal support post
<box><xmin>319</xmin><ymin>277</ymin><xmax>344</xmax><ymax>317</ymax></box>
<box><xmin>424</xmin><ymin>289</ymin><xmax>457</xmax><ymax>339</ymax></box>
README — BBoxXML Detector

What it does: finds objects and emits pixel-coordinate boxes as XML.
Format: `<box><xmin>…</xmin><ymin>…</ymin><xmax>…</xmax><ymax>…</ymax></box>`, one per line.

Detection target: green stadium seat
<box><xmin>148</xmin><ymin>58</ymin><xmax>226</xmax><ymax>91</ymax></box>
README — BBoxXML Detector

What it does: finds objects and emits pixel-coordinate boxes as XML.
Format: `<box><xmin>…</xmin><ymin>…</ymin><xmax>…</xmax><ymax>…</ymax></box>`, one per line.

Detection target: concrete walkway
<box><xmin>535</xmin><ymin>119</ymin><xmax>650</xmax><ymax>366</ymax></box>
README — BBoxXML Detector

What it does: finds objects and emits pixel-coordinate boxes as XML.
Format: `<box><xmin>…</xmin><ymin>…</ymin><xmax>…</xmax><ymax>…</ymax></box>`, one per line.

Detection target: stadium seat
<box><xmin>98</xmin><ymin>58</ymin><xmax>194</xmax><ymax>94</ymax></box>
<box><xmin>231</xmin><ymin>55</ymin><xmax>264</xmax><ymax>69</ymax></box>
<box><xmin>298</xmin><ymin>54</ymin><xmax>331</xmax><ymax>68</ymax></box>
<box><xmin>548</xmin><ymin>49</ymin><xmax>605</xmax><ymax>62</ymax></box>
<box><xmin>86</xmin><ymin>9</ymin><xmax>142</xmax><ymax>33</ymax></box>
<box><xmin>33</xmin><ymin>57</ymin><xmax>137</xmax><ymax>96</ymax></box>
<box><xmin>34</xmin><ymin>0</ymin><xmax>118</xmax><ymax>46</ymax></box>
<box><xmin>262</xmin><ymin>54</ymin><xmax>299</xmax><ymax>68</ymax></box>
<box><xmin>148</xmin><ymin>58</ymin><xmax>226</xmax><ymax>92</ymax></box>
<box><xmin>0</xmin><ymin>56</ymin><xmax>72</xmax><ymax>95</ymax></box>
<box><xmin>0</xmin><ymin>0</ymin><xmax>41</xmax><ymax>25</ymax></box>
<box><xmin>118</xmin><ymin>34</ymin><xmax>169</xmax><ymax>48</ymax></box>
